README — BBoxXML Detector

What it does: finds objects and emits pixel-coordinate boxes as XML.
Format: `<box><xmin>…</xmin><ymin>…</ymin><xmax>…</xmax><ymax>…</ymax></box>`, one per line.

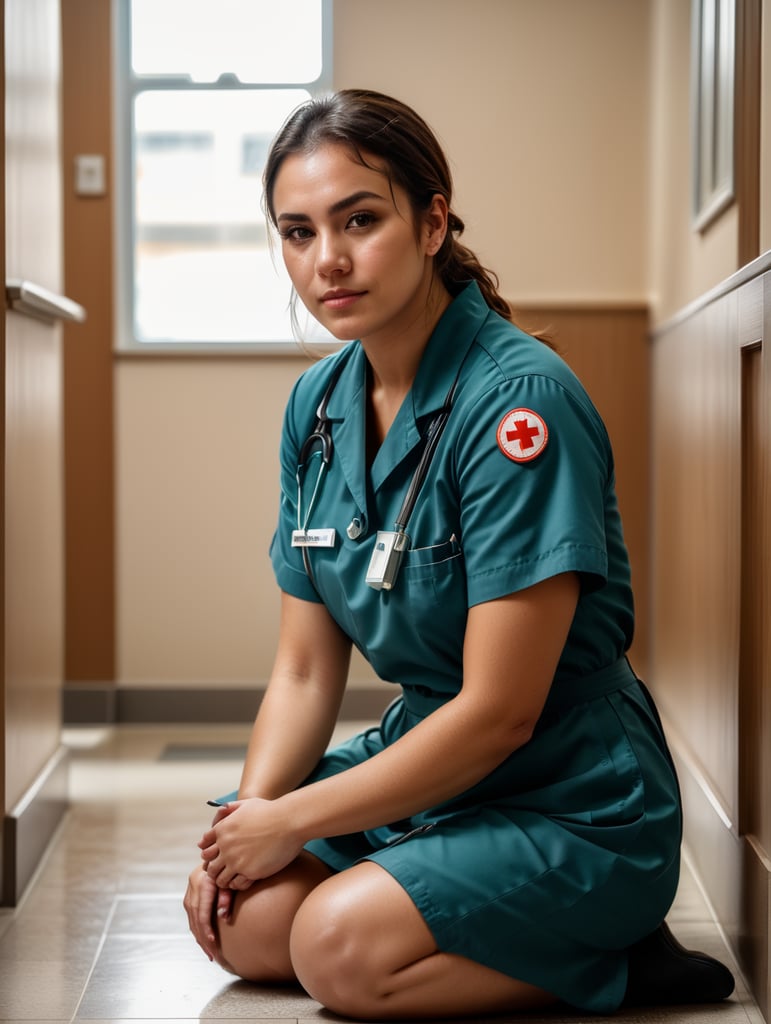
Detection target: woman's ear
<box><xmin>424</xmin><ymin>194</ymin><xmax>449</xmax><ymax>256</ymax></box>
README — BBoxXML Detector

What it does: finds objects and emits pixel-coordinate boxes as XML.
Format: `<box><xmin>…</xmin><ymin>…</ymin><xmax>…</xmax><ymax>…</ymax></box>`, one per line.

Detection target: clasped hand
<box><xmin>198</xmin><ymin>796</ymin><xmax>304</xmax><ymax>889</ymax></box>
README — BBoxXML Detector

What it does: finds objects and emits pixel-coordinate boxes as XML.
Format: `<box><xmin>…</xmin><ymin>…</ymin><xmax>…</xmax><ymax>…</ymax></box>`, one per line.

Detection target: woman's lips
<box><xmin>321</xmin><ymin>290</ymin><xmax>366</xmax><ymax>310</ymax></box>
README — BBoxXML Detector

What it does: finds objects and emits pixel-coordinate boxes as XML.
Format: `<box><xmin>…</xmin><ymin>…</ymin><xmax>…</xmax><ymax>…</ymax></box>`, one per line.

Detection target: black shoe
<box><xmin>624</xmin><ymin>921</ymin><xmax>735</xmax><ymax>1006</ymax></box>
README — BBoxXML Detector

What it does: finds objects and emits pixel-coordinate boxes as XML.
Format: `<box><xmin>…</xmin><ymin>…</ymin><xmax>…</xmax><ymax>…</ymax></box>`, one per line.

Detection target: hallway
<box><xmin>0</xmin><ymin>722</ymin><xmax>763</xmax><ymax>1024</ymax></box>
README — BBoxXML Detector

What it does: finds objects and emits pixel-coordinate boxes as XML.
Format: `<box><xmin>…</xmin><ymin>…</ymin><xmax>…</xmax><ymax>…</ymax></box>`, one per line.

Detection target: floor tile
<box><xmin>74</xmin><ymin>934</ymin><xmax>242</xmax><ymax>1018</ymax></box>
<box><xmin>0</xmin><ymin>960</ymin><xmax>90</xmax><ymax>1019</ymax></box>
<box><xmin>299</xmin><ymin>1005</ymin><xmax>753</xmax><ymax>1024</ymax></box>
<box><xmin>108</xmin><ymin>894</ymin><xmax>190</xmax><ymax>936</ymax></box>
<box><xmin>75</xmin><ymin>933</ymin><xmax>322</xmax><ymax>1019</ymax></box>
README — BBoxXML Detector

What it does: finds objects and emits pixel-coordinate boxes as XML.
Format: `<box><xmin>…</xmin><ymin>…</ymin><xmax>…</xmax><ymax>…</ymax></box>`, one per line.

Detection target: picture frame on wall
<box><xmin>691</xmin><ymin>0</ymin><xmax>736</xmax><ymax>231</ymax></box>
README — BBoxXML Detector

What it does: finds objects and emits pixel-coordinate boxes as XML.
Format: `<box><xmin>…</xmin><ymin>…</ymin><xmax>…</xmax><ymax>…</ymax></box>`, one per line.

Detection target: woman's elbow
<box><xmin>487</xmin><ymin>714</ymin><xmax>539</xmax><ymax>761</ymax></box>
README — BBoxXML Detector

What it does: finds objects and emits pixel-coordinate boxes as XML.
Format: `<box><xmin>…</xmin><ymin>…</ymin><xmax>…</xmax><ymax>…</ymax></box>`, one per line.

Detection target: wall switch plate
<box><xmin>74</xmin><ymin>154</ymin><xmax>106</xmax><ymax>196</ymax></box>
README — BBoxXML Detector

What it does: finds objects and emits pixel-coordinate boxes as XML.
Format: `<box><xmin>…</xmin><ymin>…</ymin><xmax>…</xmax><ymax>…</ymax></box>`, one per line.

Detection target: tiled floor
<box><xmin>0</xmin><ymin>722</ymin><xmax>764</xmax><ymax>1024</ymax></box>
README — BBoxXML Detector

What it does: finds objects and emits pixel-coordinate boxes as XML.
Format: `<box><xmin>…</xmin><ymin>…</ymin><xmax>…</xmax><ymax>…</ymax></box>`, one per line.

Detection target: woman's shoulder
<box><xmin>469</xmin><ymin>310</ymin><xmax>592</xmax><ymax>404</ymax></box>
<box><xmin>456</xmin><ymin>311</ymin><xmax>612</xmax><ymax>458</ymax></box>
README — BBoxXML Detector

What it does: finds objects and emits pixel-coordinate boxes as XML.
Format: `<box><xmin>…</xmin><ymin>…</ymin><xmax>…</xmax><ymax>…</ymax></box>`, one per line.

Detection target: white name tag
<box><xmin>292</xmin><ymin>528</ymin><xmax>336</xmax><ymax>549</ymax></box>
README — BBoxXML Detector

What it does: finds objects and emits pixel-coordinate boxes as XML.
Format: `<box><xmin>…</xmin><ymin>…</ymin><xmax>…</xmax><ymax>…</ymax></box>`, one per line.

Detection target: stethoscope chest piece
<box><xmin>346</xmin><ymin>516</ymin><xmax>365</xmax><ymax>540</ymax></box>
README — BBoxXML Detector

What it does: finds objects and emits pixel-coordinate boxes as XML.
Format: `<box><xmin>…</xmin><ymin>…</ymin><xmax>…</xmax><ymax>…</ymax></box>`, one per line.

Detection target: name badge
<box><xmin>292</xmin><ymin>528</ymin><xmax>336</xmax><ymax>549</ymax></box>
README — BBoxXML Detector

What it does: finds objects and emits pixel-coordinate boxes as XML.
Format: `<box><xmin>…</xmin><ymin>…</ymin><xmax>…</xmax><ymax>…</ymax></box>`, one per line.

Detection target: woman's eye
<box><xmin>281</xmin><ymin>225</ymin><xmax>313</xmax><ymax>242</ymax></box>
<box><xmin>347</xmin><ymin>212</ymin><xmax>374</xmax><ymax>230</ymax></box>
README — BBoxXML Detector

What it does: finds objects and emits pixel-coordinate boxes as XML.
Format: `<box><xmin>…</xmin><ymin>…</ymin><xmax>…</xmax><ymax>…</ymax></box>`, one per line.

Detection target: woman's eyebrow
<box><xmin>276</xmin><ymin>190</ymin><xmax>386</xmax><ymax>223</ymax></box>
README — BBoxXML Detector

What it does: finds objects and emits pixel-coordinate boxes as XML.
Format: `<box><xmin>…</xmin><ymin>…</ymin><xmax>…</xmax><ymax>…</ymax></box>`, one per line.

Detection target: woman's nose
<box><xmin>315</xmin><ymin>233</ymin><xmax>351</xmax><ymax>276</ymax></box>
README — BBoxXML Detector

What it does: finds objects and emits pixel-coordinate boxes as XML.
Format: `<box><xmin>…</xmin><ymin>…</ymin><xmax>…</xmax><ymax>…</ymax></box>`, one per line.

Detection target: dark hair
<box><xmin>263</xmin><ymin>89</ymin><xmax>514</xmax><ymax>322</ymax></box>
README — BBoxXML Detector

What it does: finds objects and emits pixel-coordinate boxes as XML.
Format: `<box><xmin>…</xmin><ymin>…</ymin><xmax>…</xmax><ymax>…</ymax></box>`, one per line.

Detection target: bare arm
<box><xmin>185</xmin><ymin>591</ymin><xmax>350</xmax><ymax>953</ymax></box>
<box><xmin>203</xmin><ymin>572</ymin><xmax>579</xmax><ymax>885</ymax></box>
<box><xmin>237</xmin><ymin>590</ymin><xmax>353</xmax><ymax>799</ymax></box>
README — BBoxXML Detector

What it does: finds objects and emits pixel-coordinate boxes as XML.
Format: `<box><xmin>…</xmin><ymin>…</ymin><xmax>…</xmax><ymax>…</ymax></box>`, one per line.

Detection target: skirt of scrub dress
<box><xmin>301</xmin><ymin>658</ymin><xmax>682</xmax><ymax>1014</ymax></box>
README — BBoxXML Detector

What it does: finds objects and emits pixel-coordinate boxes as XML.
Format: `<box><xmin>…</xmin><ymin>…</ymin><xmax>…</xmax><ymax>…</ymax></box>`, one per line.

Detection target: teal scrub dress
<box><xmin>267</xmin><ymin>281</ymin><xmax>682</xmax><ymax>1013</ymax></box>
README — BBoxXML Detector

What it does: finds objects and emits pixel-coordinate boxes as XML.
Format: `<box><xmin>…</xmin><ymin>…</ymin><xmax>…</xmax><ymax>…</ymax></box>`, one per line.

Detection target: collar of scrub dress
<box><xmin>392</xmin><ymin>373</ymin><xmax>460</xmax><ymax>534</ymax></box>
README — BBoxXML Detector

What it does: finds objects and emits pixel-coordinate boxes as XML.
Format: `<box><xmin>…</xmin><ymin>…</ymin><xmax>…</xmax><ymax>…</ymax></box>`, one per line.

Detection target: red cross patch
<box><xmin>496</xmin><ymin>408</ymin><xmax>548</xmax><ymax>463</ymax></box>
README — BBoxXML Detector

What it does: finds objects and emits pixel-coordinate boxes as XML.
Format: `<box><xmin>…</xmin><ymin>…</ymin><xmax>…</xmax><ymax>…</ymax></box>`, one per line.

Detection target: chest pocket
<box><xmin>401</xmin><ymin>536</ymin><xmax>462</xmax><ymax>577</ymax></box>
<box><xmin>397</xmin><ymin>536</ymin><xmax>465</xmax><ymax>607</ymax></box>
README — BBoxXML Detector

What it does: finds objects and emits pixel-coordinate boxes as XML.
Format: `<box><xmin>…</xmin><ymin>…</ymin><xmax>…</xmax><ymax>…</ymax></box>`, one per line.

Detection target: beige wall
<box><xmin>335</xmin><ymin>0</ymin><xmax>652</xmax><ymax>305</ymax></box>
<box><xmin>647</xmin><ymin>0</ymin><xmax>742</xmax><ymax>327</ymax></box>
<box><xmin>117</xmin><ymin>356</ymin><xmax>304</xmax><ymax>685</ymax></box>
<box><xmin>116</xmin><ymin>0</ymin><xmax>656</xmax><ymax>688</ymax></box>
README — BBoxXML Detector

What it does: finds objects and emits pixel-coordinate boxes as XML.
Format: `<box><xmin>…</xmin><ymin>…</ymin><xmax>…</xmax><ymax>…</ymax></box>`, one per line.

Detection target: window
<box><xmin>691</xmin><ymin>0</ymin><xmax>735</xmax><ymax>231</ymax></box>
<box><xmin>115</xmin><ymin>0</ymin><xmax>332</xmax><ymax>349</ymax></box>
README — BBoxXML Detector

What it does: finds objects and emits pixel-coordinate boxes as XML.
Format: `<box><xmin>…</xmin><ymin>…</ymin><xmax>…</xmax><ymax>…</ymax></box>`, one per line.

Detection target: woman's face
<box><xmin>271</xmin><ymin>143</ymin><xmax>446</xmax><ymax>346</ymax></box>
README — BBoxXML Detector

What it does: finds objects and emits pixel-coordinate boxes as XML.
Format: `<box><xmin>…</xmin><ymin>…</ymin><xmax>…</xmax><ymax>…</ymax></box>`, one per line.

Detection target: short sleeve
<box><xmin>455</xmin><ymin>374</ymin><xmax>613</xmax><ymax>607</ymax></box>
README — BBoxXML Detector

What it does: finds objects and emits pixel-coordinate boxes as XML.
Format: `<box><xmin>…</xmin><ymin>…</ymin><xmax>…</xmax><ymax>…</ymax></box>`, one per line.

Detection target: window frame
<box><xmin>690</xmin><ymin>0</ymin><xmax>736</xmax><ymax>232</ymax></box>
<box><xmin>113</xmin><ymin>0</ymin><xmax>333</xmax><ymax>354</ymax></box>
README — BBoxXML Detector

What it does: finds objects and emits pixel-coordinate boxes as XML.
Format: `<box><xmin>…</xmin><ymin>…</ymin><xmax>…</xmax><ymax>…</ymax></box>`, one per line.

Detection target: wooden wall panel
<box><xmin>516</xmin><ymin>306</ymin><xmax>651</xmax><ymax>677</ymax></box>
<box><xmin>737</xmin><ymin>273</ymin><xmax>771</xmax><ymax>1020</ymax></box>
<box><xmin>651</xmin><ymin>256</ymin><xmax>771</xmax><ymax>1019</ymax></box>
<box><xmin>651</xmin><ymin>295</ymin><xmax>742</xmax><ymax>818</ymax></box>
<box><xmin>740</xmin><ymin>339</ymin><xmax>768</xmax><ymax>844</ymax></box>
<box><xmin>61</xmin><ymin>0</ymin><xmax>115</xmax><ymax>682</ymax></box>
<box><xmin>3</xmin><ymin>0</ymin><xmax>69</xmax><ymax>904</ymax></box>
<box><xmin>0</xmin><ymin>0</ymin><xmax>7</xmax><ymax>888</ymax></box>
<box><xmin>739</xmin><ymin>335</ymin><xmax>771</xmax><ymax>1020</ymax></box>
<box><xmin>735</xmin><ymin>0</ymin><xmax>762</xmax><ymax>266</ymax></box>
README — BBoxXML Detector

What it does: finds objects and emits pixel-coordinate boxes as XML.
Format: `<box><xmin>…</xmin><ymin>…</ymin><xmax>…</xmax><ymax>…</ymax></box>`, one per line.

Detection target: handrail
<box><xmin>5</xmin><ymin>279</ymin><xmax>87</xmax><ymax>325</ymax></box>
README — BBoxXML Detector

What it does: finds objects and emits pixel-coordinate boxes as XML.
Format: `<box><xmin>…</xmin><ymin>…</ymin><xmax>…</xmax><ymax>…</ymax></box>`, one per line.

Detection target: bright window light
<box><xmin>119</xmin><ymin>0</ymin><xmax>331</xmax><ymax>347</ymax></box>
<box><xmin>130</xmin><ymin>0</ymin><xmax>322</xmax><ymax>83</ymax></box>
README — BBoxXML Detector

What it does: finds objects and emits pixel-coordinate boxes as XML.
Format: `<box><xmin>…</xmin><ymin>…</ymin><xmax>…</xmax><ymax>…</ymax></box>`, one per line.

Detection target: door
<box><xmin>2</xmin><ymin>0</ymin><xmax>83</xmax><ymax>905</ymax></box>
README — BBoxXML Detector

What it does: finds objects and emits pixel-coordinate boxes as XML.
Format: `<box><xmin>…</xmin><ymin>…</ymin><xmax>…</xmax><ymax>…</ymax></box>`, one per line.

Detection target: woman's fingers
<box><xmin>216</xmin><ymin>886</ymin><xmax>235</xmax><ymax>921</ymax></box>
<box><xmin>183</xmin><ymin>863</ymin><xmax>219</xmax><ymax>960</ymax></box>
<box><xmin>227</xmin><ymin>873</ymin><xmax>252</xmax><ymax>892</ymax></box>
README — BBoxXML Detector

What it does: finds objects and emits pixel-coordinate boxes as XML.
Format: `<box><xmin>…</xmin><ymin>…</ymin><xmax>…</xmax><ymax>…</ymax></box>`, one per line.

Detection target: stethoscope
<box><xmin>294</xmin><ymin>356</ymin><xmax>348</xmax><ymax>582</ymax></box>
<box><xmin>294</xmin><ymin>353</ymin><xmax>461</xmax><ymax>591</ymax></box>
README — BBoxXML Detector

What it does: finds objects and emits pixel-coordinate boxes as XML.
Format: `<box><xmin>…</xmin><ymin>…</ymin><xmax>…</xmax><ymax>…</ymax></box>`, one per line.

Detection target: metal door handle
<box><xmin>5</xmin><ymin>279</ymin><xmax>86</xmax><ymax>324</ymax></box>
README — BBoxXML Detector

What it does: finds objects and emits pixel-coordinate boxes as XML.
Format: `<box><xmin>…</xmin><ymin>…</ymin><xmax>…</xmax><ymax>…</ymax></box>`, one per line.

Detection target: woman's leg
<box><xmin>289</xmin><ymin>861</ymin><xmax>557</xmax><ymax>1020</ymax></box>
<box><xmin>217</xmin><ymin>851</ymin><xmax>333</xmax><ymax>981</ymax></box>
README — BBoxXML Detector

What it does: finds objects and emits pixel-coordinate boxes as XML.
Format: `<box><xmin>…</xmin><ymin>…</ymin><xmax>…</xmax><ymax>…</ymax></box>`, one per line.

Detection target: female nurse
<box><xmin>183</xmin><ymin>89</ymin><xmax>734</xmax><ymax>1020</ymax></box>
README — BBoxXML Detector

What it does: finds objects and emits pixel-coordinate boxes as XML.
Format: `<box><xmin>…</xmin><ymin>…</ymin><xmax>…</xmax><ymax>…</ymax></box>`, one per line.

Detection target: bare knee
<box><xmin>290</xmin><ymin>881</ymin><xmax>398</xmax><ymax>1018</ymax></box>
<box><xmin>219</xmin><ymin>854</ymin><xmax>332</xmax><ymax>983</ymax></box>
<box><xmin>289</xmin><ymin>866</ymin><xmax>548</xmax><ymax>1020</ymax></box>
<box><xmin>217</xmin><ymin>885</ymin><xmax>291</xmax><ymax>981</ymax></box>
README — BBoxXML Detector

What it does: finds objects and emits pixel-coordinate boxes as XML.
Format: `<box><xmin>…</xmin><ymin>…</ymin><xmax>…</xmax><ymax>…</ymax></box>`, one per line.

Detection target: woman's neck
<box><xmin>363</xmin><ymin>281</ymin><xmax>452</xmax><ymax>453</ymax></box>
<box><xmin>362</xmin><ymin>280</ymin><xmax>452</xmax><ymax>396</ymax></box>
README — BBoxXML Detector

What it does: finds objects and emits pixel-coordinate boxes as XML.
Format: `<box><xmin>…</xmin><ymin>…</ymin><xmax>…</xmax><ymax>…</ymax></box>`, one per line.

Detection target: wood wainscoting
<box><xmin>650</xmin><ymin>253</ymin><xmax>771</xmax><ymax>1019</ymax></box>
<box><xmin>515</xmin><ymin>304</ymin><xmax>651</xmax><ymax>679</ymax></box>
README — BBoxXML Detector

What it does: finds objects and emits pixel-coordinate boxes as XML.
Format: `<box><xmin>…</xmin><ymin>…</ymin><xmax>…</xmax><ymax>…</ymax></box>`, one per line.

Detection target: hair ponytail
<box><xmin>436</xmin><ymin>211</ymin><xmax>512</xmax><ymax>321</ymax></box>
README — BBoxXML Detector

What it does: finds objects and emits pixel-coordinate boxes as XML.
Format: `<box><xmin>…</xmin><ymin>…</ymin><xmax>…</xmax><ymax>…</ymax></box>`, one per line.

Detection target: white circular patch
<box><xmin>496</xmin><ymin>408</ymin><xmax>549</xmax><ymax>463</ymax></box>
